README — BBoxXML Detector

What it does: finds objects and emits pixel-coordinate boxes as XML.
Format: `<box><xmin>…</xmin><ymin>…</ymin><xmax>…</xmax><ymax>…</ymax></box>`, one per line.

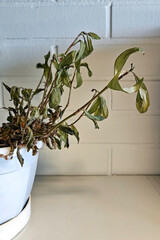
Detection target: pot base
<box><xmin>0</xmin><ymin>196</ymin><xmax>31</xmax><ymax>240</ymax></box>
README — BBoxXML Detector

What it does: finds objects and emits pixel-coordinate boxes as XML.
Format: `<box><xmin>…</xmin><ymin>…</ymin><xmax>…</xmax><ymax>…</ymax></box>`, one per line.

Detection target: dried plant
<box><xmin>0</xmin><ymin>32</ymin><xmax>150</xmax><ymax>165</ymax></box>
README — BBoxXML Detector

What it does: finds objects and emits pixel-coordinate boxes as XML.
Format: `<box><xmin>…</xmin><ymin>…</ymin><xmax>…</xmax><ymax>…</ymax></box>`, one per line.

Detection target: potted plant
<box><xmin>0</xmin><ymin>32</ymin><xmax>149</xmax><ymax>229</ymax></box>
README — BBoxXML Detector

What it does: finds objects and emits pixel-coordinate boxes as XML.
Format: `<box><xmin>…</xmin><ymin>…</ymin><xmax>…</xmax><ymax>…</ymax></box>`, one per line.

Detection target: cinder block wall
<box><xmin>0</xmin><ymin>0</ymin><xmax>160</xmax><ymax>175</ymax></box>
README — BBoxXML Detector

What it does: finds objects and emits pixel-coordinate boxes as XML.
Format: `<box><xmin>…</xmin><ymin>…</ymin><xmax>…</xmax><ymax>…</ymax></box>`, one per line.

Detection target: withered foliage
<box><xmin>0</xmin><ymin>32</ymin><xmax>149</xmax><ymax>165</ymax></box>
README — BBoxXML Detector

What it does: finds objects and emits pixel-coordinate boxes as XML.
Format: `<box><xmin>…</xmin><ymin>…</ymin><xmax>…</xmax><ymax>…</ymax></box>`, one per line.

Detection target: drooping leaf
<box><xmin>52</xmin><ymin>59</ymin><xmax>59</xmax><ymax>70</ymax></box>
<box><xmin>99</xmin><ymin>96</ymin><xmax>108</xmax><ymax>118</ymax></box>
<box><xmin>70</xmin><ymin>125</ymin><xmax>80</xmax><ymax>143</ymax></box>
<box><xmin>17</xmin><ymin>146</ymin><xmax>24</xmax><ymax>167</ymax></box>
<box><xmin>26</xmin><ymin>126</ymin><xmax>34</xmax><ymax>151</ymax></box>
<box><xmin>44</xmin><ymin>66</ymin><xmax>52</xmax><ymax>86</ymax></box>
<box><xmin>88</xmin><ymin>32</ymin><xmax>101</xmax><ymax>40</ymax></box>
<box><xmin>58</xmin><ymin>128</ymin><xmax>69</xmax><ymax>148</ymax></box>
<box><xmin>21</xmin><ymin>88</ymin><xmax>32</xmax><ymax>102</ymax></box>
<box><xmin>114</xmin><ymin>47</ymin><xmax>143</xmax><ymax>75</ymax></box>
<box><xmin>84</xmin><ymin>110</ymin><xmax>105</xmax><ymax>129</ymax></box>
<box><xmin>61</xmin><ymin>70</ymin><xmax>71</xmax><ymax>88</ymax></box>
<box><xmin>46</xmin><ymin>137</ymin><xmax>55</xmax><ymax>150</ymax></box>
<box><xmin>59</xmin><ymin>51</ymin><xmax>75</xmax><ymax>68</ymax></box>
<box><xmin>59</xmin><ymin>125</ymin><xmax>75</xmax><ymax>135</ymax></box>
<box><xmin>76</xmin><ymin>41</ymin><xmax>86</xmax><ymax>62</ymax></box>
<box><xmin>133</xmin><ymin>73</ymin><xmax>150</xmax><ymax>113</ymax></box>
<box><xmin>33</xmin><ymin>88</ymin><xmax>44</xmax><ymax>96</ymax></box>
<box><xmin>123</xmin><ymin>79</ymin><xmax>143</xmax><ymax>94</ymax></box>
<box><xmin>10</xmin><ymin>87</ymin><xmax>20</xmax><ymax>107</ymax></box>
<box><xmin>80</xmin><ymin>62</ymin><xmax>92</xmax><ymax>77</ymax></box>
<box><xmin>49</xmin><ymin>87</ymin><xmax>61</xmax><ymax>109</ymax></box>
<box><xmin>74</xmin><ymin>71</ymin><xmax>83</xmax><ymax>88</ymax></box>
<box><xmin>87</xmin><ymin>35</ymin><xmax>93</xmax><ymax>53</ymax></box>
<box><xmin>54</xmin><ymin>137</ymin><xmax>61</xmax><ymax>149</ymax></box>
<box><xmin>88</xmin><ymin>96</ymin><xmax>108</xmax><ymax>119</ymax></box>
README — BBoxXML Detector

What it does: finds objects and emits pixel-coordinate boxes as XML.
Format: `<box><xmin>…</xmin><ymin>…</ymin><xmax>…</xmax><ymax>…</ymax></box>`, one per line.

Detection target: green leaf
<box><xmin>87</xmin><ymin>35</ymin><xmax>93</xmax><ymax>53</ymax></box>
<box><xmin>36</xmin><ymin>63</ymin><xmax>45</xmax><ymax>69</ymax></box>
<box><xmin>99</xmin><ymin>96</ymin><xmax>108</xmax><ymax>118</ymax></box>
<box><xmin>30</xmin><ymin>107</ymin><xmax>40</xmax><ymax>119</ymax></box>
<box><xmin>59</xmin><ymin>125</ymin><xmax>75</xmax><ymax>135</ymax></box>
<box><xmin>85</xmin><ymin>110</ymin><xmax>105</xmax><ymax>129</ymax></box>
<box><xmin>88</xmin><ymin>96</ymin><xmax>108</xmax><ymax>119</ymax></box>
<box><xmin>58</xmin><ymin>129</ymin><xmax>69</xmax><ymax>148</ymax></box>
<box><xmin>88</xmin><ymin>32</ymin><xmax>101</xmax><ymax>40</ymax></box>
<box><xmin>70</xmin><ymin>125</ymin><xmax>80</xmax><ymax>143</ymax></box>
<box><xmin>44</xmin><ymin>51</ymin><xmax>50</xmax><ymax>64</ymax></box>
<box><xmin>52</xmin><ymin>60</ymin><xmax>59</xmax><ymax>70</ymax></box>
<box><xmin>21</xmin><ymin>88</ymin><xmax>32</xmax><ymax>102</ymax></box>
<box><xmin>17</xmin><ymin>146</ymin><xmax>24</xmax><ymax>167</ymax></box>
<box><xmin>33</xmin><ymin>88</ymin><xmax>44</xmax><ymax>96</ymax></box>
<box><xmin>44</xmin><ymin>66</ymin><xmax>52</xmax><ymax>86</ymax></box>
<box><xmin>61</xmin><ymin>70</ymin><xmax>71</xmax><ymax>88</ymax></box>
<box><xmin>26</xmin><ymin>126</ymin><xmax>34</xmax><ymax>151</ymax></box>
<box><xmin>108</xmin><ymin>73</ymin><xmax>124</xmax><ymax>92</ymax></box>
<box><xmin>59</xmin><ymin>51</ymin><xmax>75</xmax><ymax>68</ymax></box>
<box><xmin>114</xmin><ymin>47</ymin><xmax>143</xmax><ymax>75</ymax></box>
<box><xmin>49</xmin><ymin>87</ymin><xmax>61</xmax><ymax>109</ymax></box>
<box><xmin>88</xmin><ymin>98</ymin><xmax>99</xmax><ymax>115</ymax></box>
<box><xmin>133</xmin><ymin>73</ymin><xmax>150</xmax><ymax>113</ymax></box>
<box><xmin>10</xmin><ymin>87</ymin><xmax>20</xmax><ymax>107</ymax></box>
<box><xmin>74</xmin><ymin>71</ymin><xmax>83</xmax><ymax>88</ymax></box>
<box><xmin>76</xmin><ymin>41</ymin><xmax>86</xmax><ymax>62</ymax></box>
<box><xmin>123</xmin><ymin>79</ymin><xmax>143</xmax><ymax>94</ymax></box>
<box><xmin>108</xmin><ymin>71</ymin><xmax>143</xmax><ymax>94</ymax></box>
<box><xmin>3</xmin><ymin>83</ymin><xmax>11</xmax><ymax>93</ymax></box>
<box><xmin>46</xmin><ymin>138</ymin><xmax>55</xmax><ymax>150</ymax></box>
<box><xmin>54</xmin><ymin>137</ymin><xmax>61</xmax><ymax>149</ymax></box>
<box><xmin>80</xmin><ymin>62</ymin><xmax>92</xmax><ymax>77</ymax></box>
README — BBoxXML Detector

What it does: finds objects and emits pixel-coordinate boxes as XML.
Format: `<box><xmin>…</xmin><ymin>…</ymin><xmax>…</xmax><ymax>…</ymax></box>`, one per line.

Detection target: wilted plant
<box><xmin>0</xmin><ymin>31</ymin><xmax>150</xmax><ymax>165</ymax></box>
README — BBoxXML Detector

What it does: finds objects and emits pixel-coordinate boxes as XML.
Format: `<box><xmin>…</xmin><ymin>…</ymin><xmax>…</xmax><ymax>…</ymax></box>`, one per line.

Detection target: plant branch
<box><xmin>65</xmin><ymin>32</ymin><xmax>84</xmax><ymax>55</ymax></box>
<box><xmin>69</xmin><ymin>91</ymin><xmax>97</xmax><ymax>126</ymax></box>
<box><xmin>61</xmin><ymin>70</ymin><xmax>76</xmax><ymax>116</ymax></box>
<box><xmin>30</xmin><ymin>72</ymin><xmax>44</xmax><ymax>101</ymax></box>
<box><xmin>39</xmin><ymin>61</ymin><xmax>52</xmax><ymax>110</ymax></box>
<box><xmin>43</xmin><ymin>65</ymin><xmax>134</xmax><ymax>137</ymax></box>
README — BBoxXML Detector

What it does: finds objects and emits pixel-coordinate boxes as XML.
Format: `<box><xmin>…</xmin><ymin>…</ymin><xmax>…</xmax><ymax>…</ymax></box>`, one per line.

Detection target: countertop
<box><xmin>15</xmin><ymin>176</ymin><xmax>160</xmax><ymax>240</ymax></box>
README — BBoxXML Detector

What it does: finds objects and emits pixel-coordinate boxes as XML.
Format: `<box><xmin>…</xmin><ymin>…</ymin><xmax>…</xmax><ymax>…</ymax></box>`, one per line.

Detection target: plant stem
<box><xmin>65</xmin><ymin>32</ymin><xmax>83</xmax><ymax>55</ymax></box>
<box><xmin>43</xmin><ymin>64</ymin><xmax>134</xmax><ymax>137</ymax></box>
<box><xmin>61</xmin><ymin>70</ymin><xmax>76</xmax><ymax>115</ymax></box>
<box><xmin>30</xmin><ymin>72</ymin><xmax>44</xmax><ymax>101</ymax></box>
<box><xmin>43</xmin><ymin>85</ymin><xmax>109</xmax><ymax>137</ymax></box>
<box><xmin>39</xmin><ymin>62</ymin><xmax>52</xmax><ymax>111</ymax></box>
<box><xmin>69</xmin><ymin>91</ymin><xmax>97</xmax><ymax>126</ymax></box>
<box><xmin>39</xmin><ymin>71</ymin><xmax>59</xmax><ymax>114</ymax></box>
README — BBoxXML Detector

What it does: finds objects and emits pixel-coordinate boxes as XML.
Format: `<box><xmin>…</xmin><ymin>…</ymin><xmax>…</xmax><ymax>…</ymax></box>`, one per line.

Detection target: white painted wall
<box><xmin>0</xmin><ymin>0</ymin><xmax>160</xmax><ymax>175</ymax></box>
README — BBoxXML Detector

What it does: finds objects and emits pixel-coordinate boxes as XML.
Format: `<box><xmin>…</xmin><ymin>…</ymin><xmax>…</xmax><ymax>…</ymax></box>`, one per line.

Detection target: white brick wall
<box><xmin>0</xmin><ymin>0</ymin><xmax>160</xmax><ymax>175</ymax></box>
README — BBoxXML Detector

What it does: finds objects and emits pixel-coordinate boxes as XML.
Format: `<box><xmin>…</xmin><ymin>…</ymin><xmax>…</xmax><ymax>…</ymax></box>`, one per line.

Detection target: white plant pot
<box><xmin>0</xmin><ymin>144</ymin><xmax>41</xmax><ymax>225</ymax></box>
<box><xmin>0</xmin><ymin>196</ymin><xmax>31</xmax><ymax>240</ymax></box>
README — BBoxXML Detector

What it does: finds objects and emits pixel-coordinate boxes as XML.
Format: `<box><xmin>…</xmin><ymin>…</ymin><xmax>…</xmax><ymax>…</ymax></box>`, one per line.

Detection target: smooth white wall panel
<box><xmin>112</xmin><ymin>5</ymin><xmax>160</xmax><ymax>38</ymax></box>
<box><xmin>37</xmin><ymin>144</ymin><xmax>110</xmax><ymax>175</ymax></box>
<box><xmin>0</xmin><ymin>5</ymin><xmax>110</xmax><ymax>39</ymax></box>
<box><xmin>112</xmin><ymin>145</ymin><xmax>160</xmax><ymax>175</ymax></box>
